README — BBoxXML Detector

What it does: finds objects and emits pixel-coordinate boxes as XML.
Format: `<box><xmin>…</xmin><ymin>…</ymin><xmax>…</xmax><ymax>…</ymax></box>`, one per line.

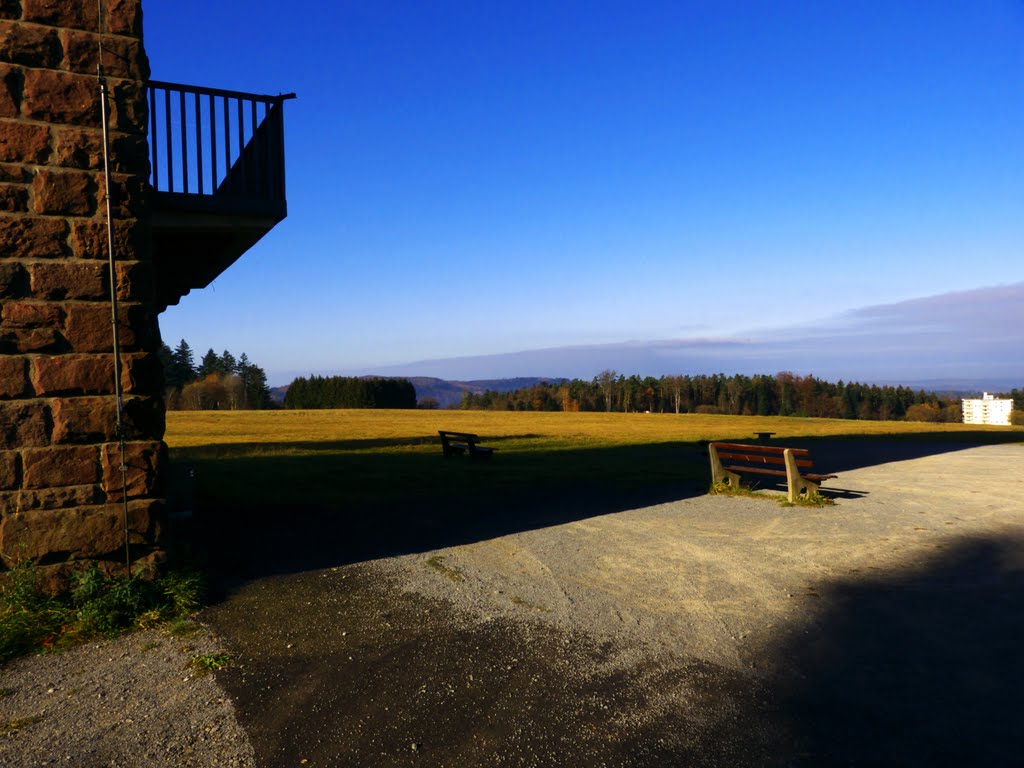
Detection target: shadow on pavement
<box><xmin>758</xmin><ymin>534</ymin><xmax>1024</xmax><ymax>767</ymax></box>
<box><xmin>172</xmin><ymin>441</ymin><xmax>707</xmax><ymax>586</ymax></box>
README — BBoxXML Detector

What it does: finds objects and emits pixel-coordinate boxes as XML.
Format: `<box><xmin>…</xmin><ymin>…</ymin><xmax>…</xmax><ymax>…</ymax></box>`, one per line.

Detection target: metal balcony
<box><xmin>146</xmin><ymin>81</ymin><xmax>295</xmax><ymax>309</ymax></box>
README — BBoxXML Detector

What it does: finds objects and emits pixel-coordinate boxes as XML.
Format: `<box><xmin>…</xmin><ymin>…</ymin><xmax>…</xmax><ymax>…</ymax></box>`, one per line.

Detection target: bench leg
<box><xmin>709</xmin><ymin>444</ymin><xmax>727</xmax><ymax>486</ymax></box>
<box><xmin>784</xmin><ymin>449</ymin><xmax>819</xmax><ymax>502</ymax></box>
<box><xmin>709</xmin><ymin>444</ymin><xmax>745</xmax><ymax>491</ymax></box>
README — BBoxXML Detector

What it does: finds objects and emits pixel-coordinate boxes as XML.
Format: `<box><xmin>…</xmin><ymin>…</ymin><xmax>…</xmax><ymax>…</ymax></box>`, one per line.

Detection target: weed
<box><xmin>160</xmin><ymin>571</ymin><xmax>204</xmax><ymax>615</ymax></box>
<box><xmin>190</xmin><ymin>653</ymin><xmax>232</xmax><ymax>673</ymax></box>
<box><xmin>165</xmin><ymin>618</ymin><xmax>201</xmax><ymax>637</ymax></box>
<box><xmin>510</xmin><ymin>595</ymin><xmax>551</xmax><ymax>612</ymax></box>
<box><xmin>0</xmin><ymin>714</ymin><xmax>44</xmax><ymax>734</ymax></box>
<box><xmin>710</xmin><ymin>482</ymin><xmax>835</xmax><ymax>508</ymax></box>
<box><xmin>780</xmin><ymin>493</ymin><xmax>836</xmax><ymax>508</ymax></box>
<box><xmin>0</xmin><ymin>563</ymin><xmax>206</xmax><ymax>664</ymax></box>
<box><xmin>425</xmin><ymin>555</ymin><xmax>465</xmax><ymax>583</ymax></box>
<box><xmin>0</xmin><ymin>562</ymin><xmax>69</xmax><ymax>662</ymax></box>
<box><xmin>708</xmin><ymin>481</ymin><xmax>765</xmax><ymax>499</ymax></box>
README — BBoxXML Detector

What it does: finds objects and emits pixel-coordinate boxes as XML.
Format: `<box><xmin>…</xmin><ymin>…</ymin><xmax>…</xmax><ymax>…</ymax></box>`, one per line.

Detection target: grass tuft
<box><xmin>0</xmin><ymin>562</ymin><xmax>205</xmax><ymax>664</ymax></box>
<box><xmin>710</xmin><ymin>482</ymin><xmax>835</xmax><ymax>508</ymax></box>
<box><xmin>0</xmin><ymin>714</ymin><xmax>44</xmax><ymax>734</ymax></box>
<box><xmin>425</xmin><ymin>555</ymin><xmax>465</xmax><ymax>583</ymax></box>
<box><xmin>190</xmin><ymin>653</ymin><xmax>233</xmax><ymax>673</ymax></box>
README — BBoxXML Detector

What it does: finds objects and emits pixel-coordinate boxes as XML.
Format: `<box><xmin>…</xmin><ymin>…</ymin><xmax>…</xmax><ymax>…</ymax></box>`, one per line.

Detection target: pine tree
<box><xmin>199</xmin><ymin>348</ymin><xmax>221</xmax><ymax>377</ymax></box>
<box><xmin>166</xmin><ymin>339</ymin><xmax>197</xmax><ymax>388</ymax></box>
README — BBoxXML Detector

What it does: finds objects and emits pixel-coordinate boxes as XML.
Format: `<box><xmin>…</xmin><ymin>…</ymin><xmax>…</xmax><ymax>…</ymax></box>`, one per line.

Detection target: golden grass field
<box><xmin>164</xmin><ymin>410</ymin><xmax>1020</xmax><ymax>511</ymax></box>
<box><xmin>166</xmin><ymin>408</ymin><xmax>1017</xmax><ymax>450</ymax></box>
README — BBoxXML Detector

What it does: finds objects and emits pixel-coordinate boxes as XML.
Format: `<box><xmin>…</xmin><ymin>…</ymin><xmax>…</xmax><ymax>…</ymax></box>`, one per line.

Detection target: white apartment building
<box><xmin>961</xmin><ymin>392</ymin><xmax>1013</xmax><ymax>426</ymax></box>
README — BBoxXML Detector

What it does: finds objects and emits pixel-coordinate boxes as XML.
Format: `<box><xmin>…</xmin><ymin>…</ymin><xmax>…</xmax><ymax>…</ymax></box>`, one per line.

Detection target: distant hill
<box><xmin>269</xmin><ymin>377</ymin><xmax>563</xmax><ymax>408</ymax></box>
<box><xmin>408</xmin><ymin>377</ymin><xmax>564</xmax><ymax>408</ymax></box>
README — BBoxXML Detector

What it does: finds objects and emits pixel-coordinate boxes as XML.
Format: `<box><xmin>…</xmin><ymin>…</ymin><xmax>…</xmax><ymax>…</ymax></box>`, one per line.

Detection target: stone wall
<box><xmin>0</xmin><ymin>0</ymin><xmax>165</xmax><ymax>584</ymax></box>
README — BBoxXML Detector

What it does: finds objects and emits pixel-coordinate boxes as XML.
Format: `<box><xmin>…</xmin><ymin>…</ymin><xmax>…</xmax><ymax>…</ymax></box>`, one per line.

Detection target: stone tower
<box><xmin>0</xmin><ymin>0</ymin><xmax>166</xmax><ymax>583</ymax></box>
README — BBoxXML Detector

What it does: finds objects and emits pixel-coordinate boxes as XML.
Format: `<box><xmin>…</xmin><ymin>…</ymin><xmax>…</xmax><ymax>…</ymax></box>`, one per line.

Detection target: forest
<box><xmin>457</xmin><ymin>370</ymin><xmax>1023</xmax><ymax>422</ymax></box>
<box><xmin>284</xmin><ymin>375</ymin><xmax>417</xmax><ymax>410</ymax></box>
<box><xmin>159</xmin><ymin>339</ymin><xmax>272</xmax><ymax>410</ymax></box>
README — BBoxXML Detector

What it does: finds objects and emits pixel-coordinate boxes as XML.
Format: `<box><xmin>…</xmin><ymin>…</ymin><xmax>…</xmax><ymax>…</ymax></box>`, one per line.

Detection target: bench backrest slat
<box><xmin>711</xmin><ymin>442</ymin><xmax>815</xmax><ymax>470</ymax></box>
<box><xmin>712</xmin><ymin>442</ymin><xmax>809</xmax><ymax>457</ymax></box>
<box><xmin>438</xmin><ymin>430</ymin><xmax>479</xmax><ymax>440</ymax></box>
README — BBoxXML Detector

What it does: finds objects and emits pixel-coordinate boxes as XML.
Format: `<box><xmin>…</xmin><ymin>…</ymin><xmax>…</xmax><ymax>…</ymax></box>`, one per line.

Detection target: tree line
<box><xmin>284</xmin><ymin>375</ymin><xmax>417</xmax><ymax>409</ymax></box>
<box><xmin>159</xmin><ymin>339</ymin><xmax>272</xmax><ymax>410</ymax></box>
<box><xmin>457</xmin><ymin>370</ymin><xmax>980</xmax><ymax>422</ymax></box>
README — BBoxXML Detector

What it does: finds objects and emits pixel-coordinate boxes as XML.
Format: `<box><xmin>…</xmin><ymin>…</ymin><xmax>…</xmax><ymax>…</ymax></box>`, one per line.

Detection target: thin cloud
<box><xmin>359</xmin><ymin>283</ymin><xmax>1023</xmax><ymax>386</ymax></box>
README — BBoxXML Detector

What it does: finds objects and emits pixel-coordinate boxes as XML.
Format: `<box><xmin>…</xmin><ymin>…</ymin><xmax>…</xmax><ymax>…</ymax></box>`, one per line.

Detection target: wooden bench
<box><xmin>438</xmin><ymin>430</ymin><xmax>494</xmax><ymax>461</ymax></box>
<box><xmin>709</xmin><ymin>441</ymin><xmax>836</xmax><ymax>502</ymax></box>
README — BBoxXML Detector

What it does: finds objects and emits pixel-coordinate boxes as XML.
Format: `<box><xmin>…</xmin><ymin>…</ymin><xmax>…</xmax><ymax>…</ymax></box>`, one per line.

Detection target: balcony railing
<box><xmin>147</xmin><ymin>80</ymin><xmax>295</xmax><ymax>218</ymax></box>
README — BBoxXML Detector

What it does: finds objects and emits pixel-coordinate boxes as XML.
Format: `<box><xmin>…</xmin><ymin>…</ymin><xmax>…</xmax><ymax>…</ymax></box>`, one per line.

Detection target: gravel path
<box><xmin>0</xmin><ymin>624</ymin><xmax>253</xmax><ymax>768</ymax></box>
<box><xmin>1</xmin><ymin>442</ymin><xmax>1022</xmax><ymax>766</ymax></box>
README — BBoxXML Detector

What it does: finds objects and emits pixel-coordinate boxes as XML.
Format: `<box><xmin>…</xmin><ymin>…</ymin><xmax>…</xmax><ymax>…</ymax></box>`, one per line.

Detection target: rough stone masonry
<box><xmin>0</xmin><ymin>0</ymin><xmax>166</xmax><ymax>586</ymax></box>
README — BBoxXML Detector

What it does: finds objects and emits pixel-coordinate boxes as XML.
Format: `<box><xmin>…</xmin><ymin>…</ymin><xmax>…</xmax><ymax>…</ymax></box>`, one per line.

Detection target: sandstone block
<box><xmin>69</xmin><ymin>218</ymin><xmax>139</xmax><ymax>260</ymax></box>
<box><xmin>0</xmin><ymin>261</ymin><xmax>28</xmax><ymax>296</ymax></box>
<box><xmin>120</xmin><ymin>352</ymin><xmax>162</xmax><ymax>394</ymax></box>
<box><xmin>0</xmin><ymin>182</ymin><xmax>27</xmax><ymax>211</ymax></box>
<box><xmin>0</xmin><ymin>325</ymin><xmax>64</xmax><ymax>353</ymax></box>
<box><xmin>0</xmin><ymin>19</ymin><xmax>61</xmax><ymax>68</ymax></box>
<box><xmin>126</xmin><ymin>498</ymin><xmax>164</xmax><ymax>548</ymax></box>
<box><xmin>61</xmin><ymin>302</ymin><xmax>113</xmax><ymax>352</ymax></box>
<box><xmin>101</xmin><ymin>440</ymin><xmax>162</xmax><ymax>501</ymax></box>
<box><xmin>51</xmin><ymin>125</ymin><xmax>102</xmax><ymax>170</ymax></box>
<box><xmin>0</xmin><ymin>505</ymin><xmax>123</xmax><ymax>566</ymax></box>
<box><xmin>0</xmin><ymin>217</ymin><xmax>69</xmax><ymax>259</ymax></box>
<box><xmin>22</xmin><ymin>69</ymin><xmax>100</xmax><ymax>126</ymax></box>
<box><xmin>0</xmin><ymin>355</ymin><xmax>28</xmax><ymax>398</ymax></box>
<box><xmin>16</xmin><ymin>484</ymin><xmax>99</xmax><ymax>511</ymax></box>
<box><xmin>0</xmin><ymin>400</ymin><xmax>50</xmax><ymax>449</ymax></box>
<box><xmin>0</xmin><ymin>2</ymin><xmax>20</xmax><ymax>22</ymax></box>
<box><xmin>51</xmin><ymin>395</ymin><xmax>116</xmax><ymax>443</ymax></box>
<box><xmin>22</xmin><ymin>0</ymin><xmax>99</xmax><ymax>31</ymax></box>
<box><xmin>1</xmin><ymin>299</ymin><xmax>63</xmax><ymax>327</ymax></box>
<box><xmin>30</xmin><ymin>261</ymin><xmax>107</xmax><ymax>299</ymax></box>
<box><xmin>53</xmin><ymin>129</ymin><xmax>148</xmax><ymax>175</ymax></box>
<box><xmin>31</xmin><ymin>169</ymin><xmax>97</xmax><ymax>216</ymax></box>
<box><xmin>63</xmin><ymin>302</ymin><xmax>148</xmax><ymax>352</ymax></box>
<box><xmin>0</xmin><ymin>450</ymin><xmax>16</xmax><ymax>489</ymax></box>
<box><xmin>0</xmin><ymin>162</ymin><xmax>28</xmax><ymax>182</ymax></box>
<box><xmin>108</xmin><ymin>173</ymin><xmax>147</xmax><ymax>218</ymax></box>
<box><xmin>61</xmin><ymin>30</ymin><xmax>145</xmax><ymax>81</ymax></box>
<box><xmin>109</xmin><ymin>79</ymin><xmax>145</xmax><ymax>133</ymax></box>
<box><xmin>115</xmin><ymin>260</ymin><xmax>154</xmax><ymax>302</ymax></box>
<box><xmin>0</xmin><ymin>65</ymin><xmax>20</xmax><ymax>118</ymax></box>
<box><xmin>0</xmin><ymin>119</ymin><xmax>49</xmax><ymax>163</ymax></box>
<box><xmin>108</xmin><ymin>0</ymin><xmax>143</xmax><ymax>37</ymax></box>
<box><xmin>22</xmin><ymin>444</ymin><xmax>97</xmax><ymax>488</ymax></box>
<box><xmin>123</xmin><ymin>395</ymin><xmax>164</xmax><ymax>439</ymax></box>
<box><xmin>128</xmin><ymin>548</ymin><xmax>168</xmax><ymax>579</ymax></box>
<box><xmin>31</xmin><ymin>354</ymin><xmax>114</xmax><ymax>396</ymax></box>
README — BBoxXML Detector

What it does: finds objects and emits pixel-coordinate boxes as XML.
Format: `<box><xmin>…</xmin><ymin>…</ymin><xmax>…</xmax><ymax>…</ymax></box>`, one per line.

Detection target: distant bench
<box><xmin>709</xmin><ymin>441</ymin><xmax>836</xmax><ymax>502</ymax></box>
<box><xmin>438</xmin><ymin>430</ymin><xmax>494</xmax><ymax>461</ymax></box>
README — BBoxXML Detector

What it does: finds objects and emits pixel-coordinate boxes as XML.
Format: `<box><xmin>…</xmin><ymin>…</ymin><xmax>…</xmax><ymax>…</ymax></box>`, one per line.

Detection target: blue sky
<box><xmin>144</xmin><ymin>1</ymin><xmax>1024</xmax><ymax>386</ymax></box>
